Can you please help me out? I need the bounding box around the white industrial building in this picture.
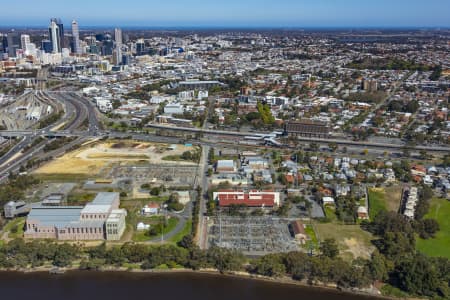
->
[164,103,184,115]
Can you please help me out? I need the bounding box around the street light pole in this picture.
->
[161,204,168,242]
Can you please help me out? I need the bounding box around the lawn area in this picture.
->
[2,217,26,239]
[67,193,97,206]
[120,197,168,211]
[368,188,387,219]
[304,225,318,250]
[324,206,338,222]
[34,173,92,182]
[169,219,192,243]
[161,155,196,162]
[314,222,375,260]
[132,216,179,242]
[384,185,402,212]
[416,198,450,259]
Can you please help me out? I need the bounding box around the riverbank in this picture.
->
[0,270,390,300]
[1,265,387,299]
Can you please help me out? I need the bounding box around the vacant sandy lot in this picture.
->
[34,140,197,176]
[314,223,375,260]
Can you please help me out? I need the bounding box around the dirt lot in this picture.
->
[384,185,403,212]
[34,140,197,176]
[314,223,375,260]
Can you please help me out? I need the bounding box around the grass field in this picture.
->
[132,216,179,242]
[368,186,403,219]
[120,197,169,211]
[161,155,190,162]
[324,206,338,222]
[304,225,319,250]
[314,223,375,260]
[67,193,97,206]
[416,198,450,259]
[169,220,192,243]
[2,217,26,239]
[384,185,402,212]
[34,173,92,182]
[368,188,387,219]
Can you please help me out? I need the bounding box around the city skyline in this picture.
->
[0,0,449,28]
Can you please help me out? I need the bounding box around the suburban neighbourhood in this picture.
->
[0,14,449,300]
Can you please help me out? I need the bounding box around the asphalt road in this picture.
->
[148,202,193,243]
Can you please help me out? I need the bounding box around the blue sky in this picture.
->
[0,0,449,27]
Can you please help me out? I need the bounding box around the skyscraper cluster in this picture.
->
[0,17,128,66]
[48,18,64,53]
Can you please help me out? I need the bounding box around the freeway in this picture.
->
[0,90,102,177]
[0,136,28,167]
[45,91,102,132]
[0,136,86,182]
[47,91,102,133]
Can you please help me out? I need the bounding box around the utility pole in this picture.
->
[161,204,168,242]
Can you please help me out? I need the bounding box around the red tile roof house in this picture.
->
[285,174,295,184]
[290,220,309,244]
[411,165,426,177]
[213,190,280,208]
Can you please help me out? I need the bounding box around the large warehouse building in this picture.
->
[284,120,330,138]
[213,190,280,208]
[24,192,126,241]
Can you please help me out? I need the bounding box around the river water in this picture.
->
[0,271,382,300]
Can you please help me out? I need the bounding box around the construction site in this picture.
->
[32,140,200,199]
[34,140,197,175]
[207,216,299,256]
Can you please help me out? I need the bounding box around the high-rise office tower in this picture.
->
[41,40,53,53]
[71,20,81,54]
[0,35,4,54]
[51,18,64,48]
[49,20,61,53]
[136,39,145,56]
[114,28,122,46]
[20,34,30,52]
[114,28,122,65]
[102,39,114,56]
[6,31,20,57]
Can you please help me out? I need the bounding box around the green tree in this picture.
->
[178,235,195,249]
[328,142,338,152]
[392,254,443,297]
[309,142,319,152]
[150,187,160,196]
[207,247,244,273]
[256,101,275,125]
[368,251,390,282]
[320,238,339,258]
[284,251,310,280]
[253,254,286,277]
